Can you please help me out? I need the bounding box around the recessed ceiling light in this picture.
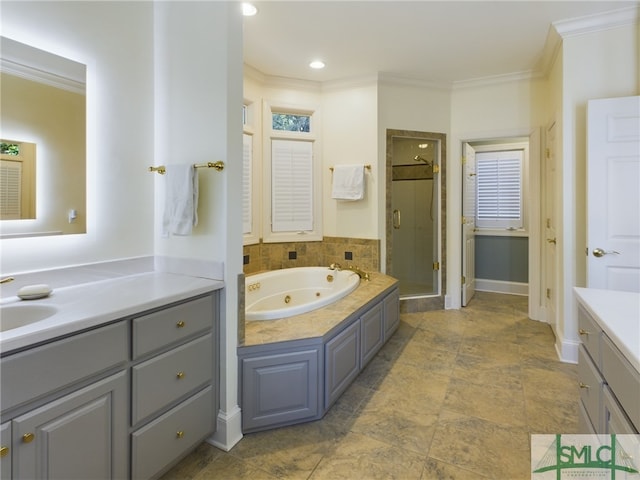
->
[242,3,257,16]
[309,60,325,69]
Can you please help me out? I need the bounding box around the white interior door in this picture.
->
[462,143,476,306]
[587,95,640,292]
[544,122,558,331]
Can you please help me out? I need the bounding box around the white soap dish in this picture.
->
[18,284,52,300]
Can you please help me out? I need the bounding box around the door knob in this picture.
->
[592,248,620,258]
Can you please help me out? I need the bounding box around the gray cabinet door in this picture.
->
[360,303,384,367]
[325,321,360,408]
[1,422,10,480]
[242,349,320,431]
[12,371,127,480]
[383,288,400,339]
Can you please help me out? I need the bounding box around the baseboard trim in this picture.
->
[207,406,243,451]
[475,279,528,296]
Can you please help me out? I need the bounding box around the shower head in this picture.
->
[413,155,432,166]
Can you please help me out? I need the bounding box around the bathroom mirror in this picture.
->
[0,36,86,238]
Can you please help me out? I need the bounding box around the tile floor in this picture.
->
[161,292,578,480]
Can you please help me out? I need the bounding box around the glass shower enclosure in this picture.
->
[389,134,440,298]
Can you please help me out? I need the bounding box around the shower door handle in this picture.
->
[393,209,401,229]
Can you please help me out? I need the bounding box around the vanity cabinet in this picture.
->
[0,321,129,479]
[12,372,128,480]
[130,293,217,480]
[1,422,11,480]
[240,286,400,433]
[0,291,219,480]
[577,304,639,435]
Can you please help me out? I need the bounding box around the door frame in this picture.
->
[386,128,447,311]
[458,128,542,320]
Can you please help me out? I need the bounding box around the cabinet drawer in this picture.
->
[578,345,603,433]
[132,386,214,480]
[133,295,213,358]
[132,334,213,424]
[1,321,127,412]
[577,305,601,366]
[603,386,638,434]
[601,335,640,431]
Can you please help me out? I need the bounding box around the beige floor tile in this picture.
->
[452,353,522,390]
[422,457,491,480]
[429,410,531,480]
[458,337,521,364]
[309,432,426,480]
[351,405,439,455]
[192,454,278,480]
[443,377,527,427]
[159,443,224,480]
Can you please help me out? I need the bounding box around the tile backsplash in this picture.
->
[243,237,380,275]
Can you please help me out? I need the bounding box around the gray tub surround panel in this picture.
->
[239,273,399,433]
[1,269,222,480]
[575,288,639,435]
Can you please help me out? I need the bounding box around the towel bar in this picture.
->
[148,161,225,175]
[329,164,371,172]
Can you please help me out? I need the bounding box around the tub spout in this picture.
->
[344,265,370,281]
[0,277,14,284]
[329,263,342,271]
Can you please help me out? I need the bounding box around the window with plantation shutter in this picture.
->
[242,133,252,234]
[271,139,313,232]
[476,150,523,229]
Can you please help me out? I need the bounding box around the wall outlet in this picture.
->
[344,251,353,260]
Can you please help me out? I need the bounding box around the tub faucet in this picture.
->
[344,265,370,281]
[0,276,14,284]
[329,263,342,271]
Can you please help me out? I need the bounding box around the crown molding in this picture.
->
[0,58,85,95]
[553,5,639,39]
[452,70,543,90]
[377,72,451,91]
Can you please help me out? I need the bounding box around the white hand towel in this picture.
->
[331,164,365,200]
[161,164,199,237]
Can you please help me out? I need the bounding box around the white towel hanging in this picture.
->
[161,164,199,236]
[331,164,365,201]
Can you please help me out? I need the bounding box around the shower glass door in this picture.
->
[390,136,439,297]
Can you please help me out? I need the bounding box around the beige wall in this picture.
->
[554,22,639,361]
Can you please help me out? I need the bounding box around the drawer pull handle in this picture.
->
[176,372,185,379]
[0,446,8,457]
[22,433,35,443]
[176,431,184,439]
[578,328,590,335]
[579,382,590,389]
[176,321,185,328]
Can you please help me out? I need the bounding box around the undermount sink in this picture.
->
[0,304,58,332]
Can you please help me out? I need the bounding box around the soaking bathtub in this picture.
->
[245,266,360,321]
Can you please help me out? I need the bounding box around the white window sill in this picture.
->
[474,228,528,238]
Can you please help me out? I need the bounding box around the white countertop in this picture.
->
[574,287,640,374]
[1,271,223,354]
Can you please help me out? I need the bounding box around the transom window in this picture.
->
[272,112,310,132]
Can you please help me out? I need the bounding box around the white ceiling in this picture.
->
[243,1,638,85]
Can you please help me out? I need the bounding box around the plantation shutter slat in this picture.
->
[242,133,252,234]
[271,139,313,232]
[476,150,523,228]
[0,159,22,219]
